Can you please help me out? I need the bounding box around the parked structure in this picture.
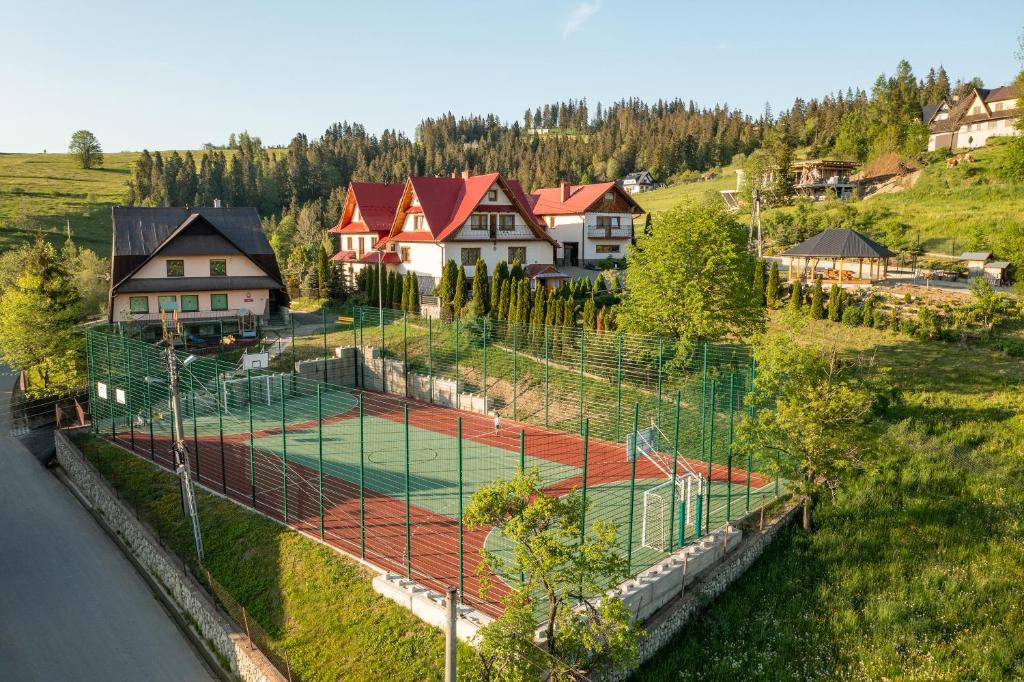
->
[329,182,405,287]
[925,85,1020,151]
[790,160,859,200]
[780,228,896,283]
[620,170,657,194]
[382,171,558,290]
[959,251,1010,285]
[530,181,643,266]
[108,206,286,342]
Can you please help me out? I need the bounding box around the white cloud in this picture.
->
[563,1,601,38]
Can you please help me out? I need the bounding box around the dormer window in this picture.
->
[166,259,184,278]
[487,189,498,202]
[413,215,425,231]
[604,191,615,202]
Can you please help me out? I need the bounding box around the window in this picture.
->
[401,247,411,263]
[596,244,621,254]
[166,259,184,277]
[209,259,226,276]
[469,214,489,230]
[413,215,425,230]
[508,246,526,264]
[347,237,354,250]
[210,294,228,311]
[461,248,481,266]
[487,189,498,202]
[129,296,149,313]
[596,216,621,229]
[604,191,615,202]
[181,295,199,312]
[158,295,177,311]
[499,214,515,231]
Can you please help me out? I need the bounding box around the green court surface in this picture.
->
[251,414,581,519]
[484,479,783,584]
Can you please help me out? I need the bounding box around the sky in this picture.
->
[1,0,1022,153]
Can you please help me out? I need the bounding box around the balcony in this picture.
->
[586,225,633,240]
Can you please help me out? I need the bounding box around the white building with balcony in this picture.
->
[529,181,643,266]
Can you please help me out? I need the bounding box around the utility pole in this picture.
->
[162,311,205,563]
[755,189,763,258]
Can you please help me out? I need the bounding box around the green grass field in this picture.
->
[633,315,1024,680]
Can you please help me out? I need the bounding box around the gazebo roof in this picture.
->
[780,228,896,259]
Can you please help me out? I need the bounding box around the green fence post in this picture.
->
[519,429,526,472]
[145,348,155,460]
[352,308,358,384]
[290,312,296,374]
[512,322,518,420]
[668,390,681,552]
[705,380,717,532]
[626,402,639,575]
[105,334,114,439]
[247,369,255,506]
[317,385,324,540]
[747,361,755,512]
[280,374,288,523]
[321,307,329,383]
[579,417,590,549]
[403,311,409,398]
[543,325,550,428]
[615,334,623,441]
[216,368,225,493]
[219,319,225,353]
[457,417,464,602]
[380,306,386,395]
[359,310,365,387]
[356,391,365,558]
[454,316,460,409]
[726,374,736,520]
[482,318,488,408]
[405,403,412,579]
[124,336,135,451]
[189,374,200,482]
[578,329,585,435]
[656,336,664,431]
[85,332,96,434]
[427,316,433,402]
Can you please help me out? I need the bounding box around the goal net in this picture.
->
[641,472,703,551]
[220,373,286,413]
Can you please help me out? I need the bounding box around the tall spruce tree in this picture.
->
[491,260,508,316]
[789,280,803,314]
[498,280,511,320]
[753,259,766,306]
[810,278,825,319]
[453,266,467,316]
[766,262,780,307]
[471,259,490,317]
[827,284,843,321]
[583,297,597,330]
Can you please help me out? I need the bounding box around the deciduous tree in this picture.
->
[69,130,103,169]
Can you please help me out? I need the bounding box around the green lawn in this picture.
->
[633,167,740,216]
[74,433,480,682]
[634,316,1024,680]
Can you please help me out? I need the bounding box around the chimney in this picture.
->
[450,171,457,178]
[213,197,222,208]
[560,181,571,202]
[461,169,470,180]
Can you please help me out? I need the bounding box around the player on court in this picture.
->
[494,414,501,435]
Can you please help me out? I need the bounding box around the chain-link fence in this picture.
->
[87,306,785,616]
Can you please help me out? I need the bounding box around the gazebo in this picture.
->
[780,228,896,283]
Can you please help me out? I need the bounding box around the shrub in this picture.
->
[842,306,863,326]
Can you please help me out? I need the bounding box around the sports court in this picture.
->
[87,318,783,617]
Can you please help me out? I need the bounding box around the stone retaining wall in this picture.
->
[54,430,285,682]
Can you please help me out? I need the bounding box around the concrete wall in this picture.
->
[54,430,285,682]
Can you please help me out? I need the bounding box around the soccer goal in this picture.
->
[641,472,703,551]
[220,372,283,413]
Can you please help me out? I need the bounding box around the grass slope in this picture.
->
[634,317,1024,681]
[75,434,479,682]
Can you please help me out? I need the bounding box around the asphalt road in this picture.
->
[0,369,216,681]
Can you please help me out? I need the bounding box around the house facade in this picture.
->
[329,182,405,286]
[108,207,286,339]
[381,172,558,289]
[529,181,642,266]
[620,170,656,194]
[925,85,1020,151]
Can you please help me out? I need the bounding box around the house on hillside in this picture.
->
[959,251,1010,285]
[329,182,405,287]
[529,181,643,266]
[620,170,656,194]
[109,206,287,342]
[925,84,1020,151]
[381,171,561,290]
[790,160,859,200]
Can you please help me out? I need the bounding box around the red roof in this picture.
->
[330,220,370,235]
[331,250,358,262]
[531,181,642,216]
[357,251,400,265]
[329,182,404,235]
[389,173,553,244]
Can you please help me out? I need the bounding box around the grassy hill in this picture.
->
[0,152,140,256]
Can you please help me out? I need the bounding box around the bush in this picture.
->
[872,308,888,328]
[899,318,917,336]
[842,306,863,326]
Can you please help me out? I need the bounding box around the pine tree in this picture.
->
[471,259,489,317]
[410,275,421,314]
[583,298,597,330]
[810,278,824,319]
[509,259,523,282]
[766,262,780,307]
[753,259,766,306]
[498,280,511,321]
[562,298,575,327]
[367,265,378,304]
[401,272,412,311]
[789,281,803,313]
[595,273,608,293]
[491,260,508,316]
[827,284,842,321]
[453,266,467,316]
[861,296,874,327]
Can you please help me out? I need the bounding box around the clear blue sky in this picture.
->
[1,0,1021,153]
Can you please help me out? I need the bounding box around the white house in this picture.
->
[108,207,286,340]
[330,182,405,286]
[529,181,643,266]
[925,85,1020,151]
[381,172,560,289]
[620,170,656,194]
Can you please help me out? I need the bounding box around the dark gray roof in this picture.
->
[959,251,992,261]
[922,102,944,124]
[115,276,281,294]
[780,229,897,259]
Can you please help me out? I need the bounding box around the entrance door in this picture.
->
[564,242,579,266]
